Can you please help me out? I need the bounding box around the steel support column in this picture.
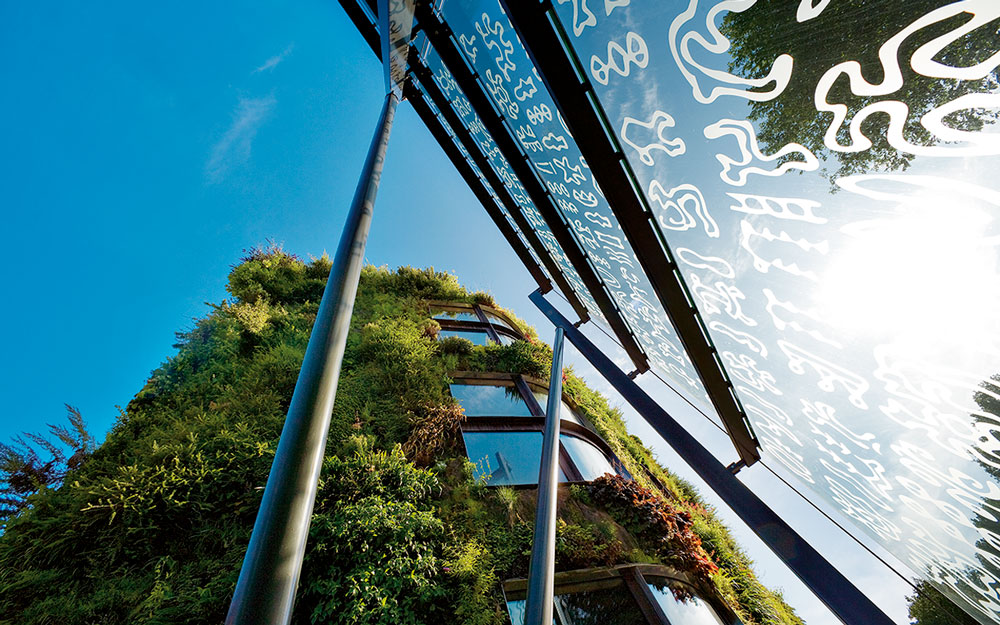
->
[529,290,895,625]
[524,327,565,625]
[226,91,398,625]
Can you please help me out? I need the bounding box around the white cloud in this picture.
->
[254,44,294,74]
[205,95,276,182]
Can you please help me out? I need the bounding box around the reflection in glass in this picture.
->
[554,583,646,625]
[438,328,492,346]
[560,434,615,482]
[497,333,519,346]
[463,431,567,485]
[432,309,481,323]
[484,311,516,332]
[451,383,533,417]
[645,577,727,625]
[531,391,586,426]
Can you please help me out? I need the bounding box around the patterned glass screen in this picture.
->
[407,0,1000,622]
[546,1,1000,622]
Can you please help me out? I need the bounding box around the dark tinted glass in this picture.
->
[554,582,646,625]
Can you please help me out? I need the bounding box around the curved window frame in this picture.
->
[502,564,739,625]
[427,301,525,346]
[451,371,631,486]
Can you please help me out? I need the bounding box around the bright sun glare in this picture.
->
[818,199,1000,356]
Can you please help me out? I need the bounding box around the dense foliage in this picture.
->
[0,247,800,624]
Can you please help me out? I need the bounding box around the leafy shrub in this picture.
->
[589,475,718,594]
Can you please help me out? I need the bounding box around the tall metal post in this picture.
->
[226,90,398,625]
[524,327,565,625]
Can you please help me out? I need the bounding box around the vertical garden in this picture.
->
[0,247,802,624]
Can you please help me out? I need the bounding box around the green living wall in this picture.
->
[0,247,802,625]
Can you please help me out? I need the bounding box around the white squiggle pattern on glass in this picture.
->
[620,110,686,165]
[544,0,1000,617]
[440,0,709,400]
[723,351,781,395]
[779,340,869,409]
[763,288,842,349]
[676,247,734,278]
[710,320,767,357]
[669,0,793,103]
[796,0,830,22]
[705,119,819,185]
[815,0,1000,157]
[556,0,597,38]
[727,193,826,224]
[687,274,756,327]
[590,31,648,86]
[739,219,828,281]
[648,181,719,237]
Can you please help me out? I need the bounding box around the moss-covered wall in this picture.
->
[0,248,802,625]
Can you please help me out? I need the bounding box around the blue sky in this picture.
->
[1,2,912,623]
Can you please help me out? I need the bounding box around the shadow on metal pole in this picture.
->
[524,327,565,625]
[226,90,398,625]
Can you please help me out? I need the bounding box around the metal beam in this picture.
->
[404,83,553,294]
[338,0,583,317]
[530,289,895,625]
[414,3,649,373]
[524,327,565,625]
[226,91,398,625]
[500,0,759,466]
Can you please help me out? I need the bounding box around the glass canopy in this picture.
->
[346,1,1000,622]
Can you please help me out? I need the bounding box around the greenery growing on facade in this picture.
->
[0,247,801,624]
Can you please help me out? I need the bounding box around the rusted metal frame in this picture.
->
[414,3,650,372]
[407,56,591,322]
[500,0,760,466]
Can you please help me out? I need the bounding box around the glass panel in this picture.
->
[554,582,646,625]
[419,49,607,324]
[451,383,533,417]
[484,310,516,331]
[548,2,1000,621]
[432,309,481,323]
[532,391,586,427]
[497,333,518,346]
[645,577,727,625]
[560,434,616,482]
[438,328,493,346]
[463,431,568,485]
[437,0,711,405]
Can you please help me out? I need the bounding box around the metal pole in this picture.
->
[226,90,398,625]
[523,327,565,625]
[529,290,896,625]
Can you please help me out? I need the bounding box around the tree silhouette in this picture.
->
[0,404,95,526]
[721,1,1000,181]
